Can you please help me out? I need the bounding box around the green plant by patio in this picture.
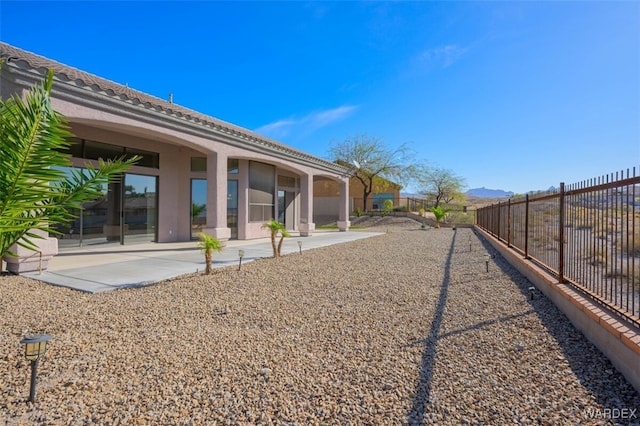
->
[197,232,223,274]
[430,206,449,229]
[261,219,289,257]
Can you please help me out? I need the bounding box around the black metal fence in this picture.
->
[351,197,431,213]
[476,168,640,327]
[351,197,476,223]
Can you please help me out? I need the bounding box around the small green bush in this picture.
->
[197,232,224,274]
[430,206,449,229]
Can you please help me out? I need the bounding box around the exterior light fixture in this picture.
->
[20,334,52,402]
[297,240,302,255]
[484,253,491,272]
[528,286,536,300]
[238,249,245,271]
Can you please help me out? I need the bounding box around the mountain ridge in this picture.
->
[466,187,514,198]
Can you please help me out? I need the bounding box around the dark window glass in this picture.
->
[63,138,159,169]
[249,161,275,222]
[126,147,159,169]
[191,157,207,172]
[228,158,239,174]
[62,137,84,158]
[84,140,124,161]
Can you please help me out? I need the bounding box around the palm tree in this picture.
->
[261,219,289,257]
[430,206,448,229]
[197,232,224,274]
[0,68,138,258]
[276,227,290,257]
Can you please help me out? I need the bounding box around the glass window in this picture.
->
[278,175,297,188]
[61,138,159,169]
[123,174,158,243]
[126,147,159,169]
[249,161,275,222]
[84,140,124,161]
[191,157,207,172]
[62,137,84,158]
[191,179,207,239]
[50,166,112,248]
[372,193,394,210]
[228,158,239,174]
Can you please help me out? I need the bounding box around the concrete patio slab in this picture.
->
[22,231,382,293]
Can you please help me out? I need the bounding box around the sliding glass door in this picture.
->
[191,179,207,240]
[123,174,157,244]
[54,169,157,248]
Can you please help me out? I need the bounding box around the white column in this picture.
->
[337,178,351,231]
[299,173,315,236]
[204,152,231,240]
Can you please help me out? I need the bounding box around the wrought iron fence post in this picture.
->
[507,198,512,247]
[497,202,501,239]
[558,182,565,284]
[524,194,529,259]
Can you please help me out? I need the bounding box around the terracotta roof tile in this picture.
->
[0,42,346,172]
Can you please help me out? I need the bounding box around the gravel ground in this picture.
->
[1,217,639,425]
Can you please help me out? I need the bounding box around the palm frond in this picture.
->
[0,69,139,258]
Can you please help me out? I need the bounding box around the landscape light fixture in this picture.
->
[297,240,302,255]
[484,253,491,272]
[20,334,52,402]
[238,250,245,271]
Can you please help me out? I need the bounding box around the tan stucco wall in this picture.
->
[314,176,401,211]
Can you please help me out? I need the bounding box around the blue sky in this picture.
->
[1,1,638,194]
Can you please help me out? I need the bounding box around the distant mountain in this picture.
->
[466,187,514,198]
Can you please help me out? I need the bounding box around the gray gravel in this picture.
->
[1,217,639,425]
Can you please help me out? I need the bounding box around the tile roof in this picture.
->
[0,42,347,174]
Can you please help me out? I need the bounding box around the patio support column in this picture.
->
[337,178,350,232]
[299,173,315,236]
[237,160,249,239]
[204,151,231,240]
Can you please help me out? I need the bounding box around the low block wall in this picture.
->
[3,235,58,274]
[476,227,640,394]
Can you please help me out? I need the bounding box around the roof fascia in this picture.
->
[1,54,349,176]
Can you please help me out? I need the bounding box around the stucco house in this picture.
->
[314,174,402,222]
[0,43,351,272]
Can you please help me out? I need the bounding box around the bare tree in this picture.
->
[416,166,466,208]
[328,134,413,211]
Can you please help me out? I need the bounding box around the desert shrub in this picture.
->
[381,199,393,217]
[430,206,448,228]
[617,225,640,257]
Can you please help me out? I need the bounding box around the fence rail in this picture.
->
[350,197,431,213]
[350,197,476,224]
[476,168,640,327]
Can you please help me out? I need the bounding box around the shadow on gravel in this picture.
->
[406,230,457,424]
[474,232,640,412]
